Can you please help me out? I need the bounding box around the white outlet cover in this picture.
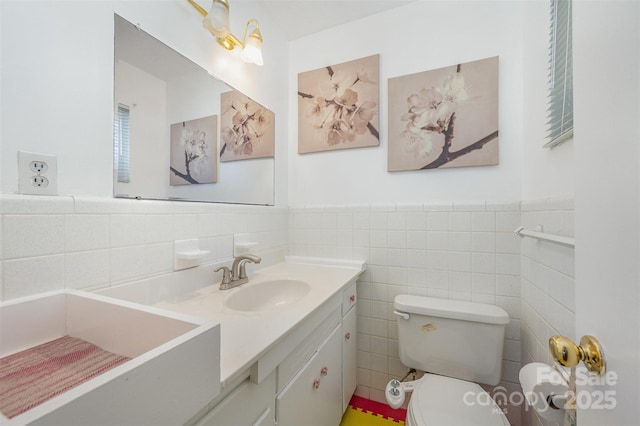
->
[18,151,58,196]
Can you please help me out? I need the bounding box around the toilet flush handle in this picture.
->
[393,310,410,320]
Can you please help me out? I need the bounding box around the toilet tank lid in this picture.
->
[394,295,509,325]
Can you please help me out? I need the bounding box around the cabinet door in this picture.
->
[276,325,342,426]
[342,307,357,412]
[276,352,318,426]
[315,325,343,426]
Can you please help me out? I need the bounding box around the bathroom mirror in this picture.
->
[113,14,274,205]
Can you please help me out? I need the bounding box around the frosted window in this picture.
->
[114,104,130,183]
[545,0,573,148]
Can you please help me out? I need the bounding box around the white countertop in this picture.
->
[152,259,364,385]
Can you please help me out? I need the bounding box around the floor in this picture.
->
[340,395,407,425]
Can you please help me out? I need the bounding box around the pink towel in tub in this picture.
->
[0,335,130,419]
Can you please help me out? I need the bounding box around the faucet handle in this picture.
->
[237,261,250,279]
[214,266,232,284]
[232,255,262,280]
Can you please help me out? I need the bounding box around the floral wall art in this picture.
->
[220,90,275,162]
[169,115,217,185]
[388,56,499,171]
[298,54,379,154]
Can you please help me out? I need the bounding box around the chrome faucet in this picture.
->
[214,254,262,290]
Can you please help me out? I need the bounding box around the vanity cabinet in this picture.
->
[189,273,360,426]
[276,324,343,426]
[276,282,358,424]
[94,259,365,426]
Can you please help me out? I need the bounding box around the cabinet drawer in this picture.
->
[277,307,340,393]
[342,282,357,315]
[196,372,275,426]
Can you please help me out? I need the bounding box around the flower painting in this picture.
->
[169,115,217,185]
[388,56,499,171]
[220,90,274,162]
[298,54,379,154]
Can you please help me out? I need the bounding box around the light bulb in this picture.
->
[202,0,230,39]
[240,30,263,66]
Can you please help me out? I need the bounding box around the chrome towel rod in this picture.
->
[514,226,575,247]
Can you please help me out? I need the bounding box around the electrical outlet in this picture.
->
[30,176,49,187]
[29,161,49,174]
[18,151,58,195]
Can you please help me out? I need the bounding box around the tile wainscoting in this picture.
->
[288,202,524,425]
[520,198,575,426]
[1,194,574,426]
[0,195,288,301]
[289,198,574,426]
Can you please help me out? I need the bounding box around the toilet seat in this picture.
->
[406,374,510,426]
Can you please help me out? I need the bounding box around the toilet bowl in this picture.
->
[388,295,510,426]
[405,374,509,426]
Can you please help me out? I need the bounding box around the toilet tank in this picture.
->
[394,295,509,386]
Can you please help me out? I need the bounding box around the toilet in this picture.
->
[388,295,511,425]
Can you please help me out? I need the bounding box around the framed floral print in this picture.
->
[388,56,499,171]
[298,54,379,154]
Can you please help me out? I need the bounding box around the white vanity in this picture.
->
[96,257,364,426]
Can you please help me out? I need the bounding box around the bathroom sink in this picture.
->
[225,279,311,312]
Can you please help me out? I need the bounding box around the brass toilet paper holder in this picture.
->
[549,335,605,375]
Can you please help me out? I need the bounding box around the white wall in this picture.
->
[574,1,640,424]
[288,1,524,205]
[0,0,290,205]
[115,60,168,199]
[1,1,114,197]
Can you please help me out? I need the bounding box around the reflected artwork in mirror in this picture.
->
[113,14,274,205]
[220,90,275,162]
[169,115,218,185]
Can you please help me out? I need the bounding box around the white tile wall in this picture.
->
[0,194,288,300]
[3,255,65,299]
[65,214,111,252]
[3,215,66,259]
[1,194,576,426]
[64,250,111,289]
[288,202,522,420]
[519,198,575,426]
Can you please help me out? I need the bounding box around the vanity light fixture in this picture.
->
[186,0,264,66]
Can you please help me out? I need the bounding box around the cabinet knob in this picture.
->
[313,378,320,389]
[345,332,351,340]
[349,294,356,303]
[321,366,328,376]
